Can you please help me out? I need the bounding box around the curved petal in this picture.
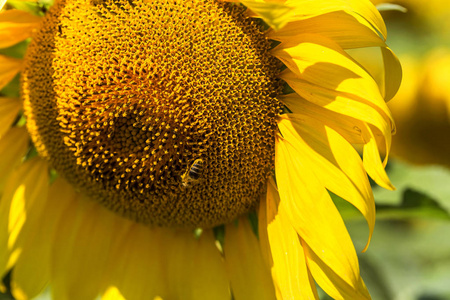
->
[50,193,118,300]
[0,9,42,49]
[381,47,402,102]
[0,127,29,192]
[278,115,375,250]
[275,133,370,299]
[283,0,387,40]
[240,0,294,30]
[259,179,320,299]
[0,55,22,90]
[0,97,21,139]
[165,229,230,300]
[268,11,384,49]
[362,125,394,190]
[272,34,394,129]
[107,224,168,300]
[224,217,276,300]
[0,158,48,277]
[280,73,393,147]
[280,93,365,144]
[11,178,73,299]
[303,240,370,300]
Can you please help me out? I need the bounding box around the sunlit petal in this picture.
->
[275,134,370,299]
[0,158,48,276]
[0,97,21,139]
[224,217,276,300]
[0,9,42,49]
[278,115,375,249]
[11,179,73,299]
[259,179,320,299]
[0,55,21,90]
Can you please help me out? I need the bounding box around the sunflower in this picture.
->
[0,0,401,299]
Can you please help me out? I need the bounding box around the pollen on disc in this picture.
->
[21,0,282,228]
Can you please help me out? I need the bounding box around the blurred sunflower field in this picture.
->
[0,0,450,300]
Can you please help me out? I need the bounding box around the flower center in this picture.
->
[21,0,281,228]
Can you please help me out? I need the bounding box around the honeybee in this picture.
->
[181,159,204,187]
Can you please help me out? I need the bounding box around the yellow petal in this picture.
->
[278,115,375,250]
[275,134,370,299]
[51,193,118,300]
[240,0,293,30]
[224,217,276,300]
[284,0,387,40]
[279,73,392,143]
[0,0,5,10]
[381,47,402,102]
[259,179,320,299]
[0,158,48,277]
[0,55,22,90]
[0,97,21,139]
[273,34,394,130]
[0,127,29,192]
[303,240,370,300]
[107,224,168,300]
[362,125,394,190]
[280,93,364,144]
[102,286,126,300]
[11,179,74,299]
[166,229,230,300]
[0,9,42,49]
[268,10,384,49]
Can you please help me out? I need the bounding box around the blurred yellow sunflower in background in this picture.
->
[372,0,450,167]
[0,0,401,299]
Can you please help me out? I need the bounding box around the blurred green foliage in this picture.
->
[339,160,450,300]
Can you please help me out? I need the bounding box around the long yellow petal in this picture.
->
[0,158,48,277]
[0,10,42,49]
[0,55,22,90]
[268,10,384,49]
[280,93,364,144]
[278,115,375,250]
[107,224,168,300]
[0,97,21,139]
[259,179,320,300]
[279,93,393,190]
[303,240,370,300]
[51,193,118,300]
[275,135,370,299]
[0,0,5,10]
[362,125,394,190]
[279,73,392,143]
[273,34,393,129]
[11,179,74,299]
[284,0,387,39]
[0,127,29,192]
[165,229,230,300]
[224,217,276,300]
[240,0,293,30]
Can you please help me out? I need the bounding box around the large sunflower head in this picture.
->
[0,0,401,299]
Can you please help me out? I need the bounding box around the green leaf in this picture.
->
[373,160,450,212]
[376,189,450,220]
